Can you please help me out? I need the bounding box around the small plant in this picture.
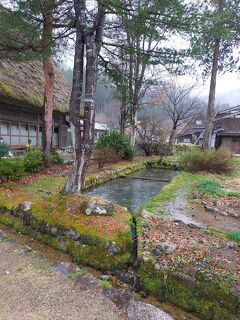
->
[68,268,86,280]
[24,148,44,173]
[0,143,10,158]
[100,279,112,289]
[95,130,136,161]
[79,200,89,213]
[0,158,25,182]
[226,191,240,199]
[178,148,233,173]
[226,231,240,243]
[197,180,222,196]
[44,149,65,166]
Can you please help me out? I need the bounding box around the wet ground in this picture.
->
[86,168,177,214]
[165,188,240,231]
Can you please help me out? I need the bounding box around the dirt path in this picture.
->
[0,231,126,320]
[0,225,178,320]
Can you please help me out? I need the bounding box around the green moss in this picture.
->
[138,261,166,301]
[0,81,19,100]
[138,261,240,320]
[101,279,112,288]
[68,268,86,280]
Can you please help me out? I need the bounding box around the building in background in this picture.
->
[176,106,240,154]
[0,60,108,149]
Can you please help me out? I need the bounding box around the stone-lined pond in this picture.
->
[86,167,177,213]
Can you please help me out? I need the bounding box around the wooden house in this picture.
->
[0,60,71,149]
[176,106,240,154]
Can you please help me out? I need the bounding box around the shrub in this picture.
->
[51,149,64,165]
[178,148,234,173]
[0,143,10,158]
[44,149,65,166]
[173,143,200,154]
[24,148,44,173]
[94,146,123,169]
[95,130,136,161]
[0,159,25,182]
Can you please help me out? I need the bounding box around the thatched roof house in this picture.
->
[0,60,71,148]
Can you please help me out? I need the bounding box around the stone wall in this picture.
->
[0,202,131,271]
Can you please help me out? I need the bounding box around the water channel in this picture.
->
[86,167,177,213]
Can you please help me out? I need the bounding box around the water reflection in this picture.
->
[85,168,177,213]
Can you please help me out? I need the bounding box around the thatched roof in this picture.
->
[0,60,71,112]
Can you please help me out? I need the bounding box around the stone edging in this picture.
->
[83,158,160,190]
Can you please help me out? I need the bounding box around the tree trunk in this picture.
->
[120,102,127,134]
[203,39,220,150]
[42,56,54,154]
[63,0,85,194]
[203,0,224,150]
[42,1,54,155]
[168,124,176,152]
[64,0,104,194]
[130,107,137,145]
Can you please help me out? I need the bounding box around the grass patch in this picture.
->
[68,268,86,280]
[226,231,240,243]
[197,180,222,196]
[197,180,240,199]
[100,279,112,289]
[142,172,211,215]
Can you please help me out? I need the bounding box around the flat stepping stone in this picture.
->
[127,300,174,320]
[75,274,101,293]
[0,230,6,239]
[102,288,133,309]
[52,262,80,276]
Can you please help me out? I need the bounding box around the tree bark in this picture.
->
[64,0,105,194]
[42,56,54,154]
[203,39,220,150]
[120,101,127,134]
[63,0,85,194]
[42,1,54,155]
[203,0,224,150]
[168,124,177,152]
[130,109,137,145]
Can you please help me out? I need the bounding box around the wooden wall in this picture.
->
[0,102,69,149]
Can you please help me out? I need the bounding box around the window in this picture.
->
[183,138,191,143]
[53,126,59,147]
[0,122,10,134]
[0,121,40,147]
[0,122,10,145]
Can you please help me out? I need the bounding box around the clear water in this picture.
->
[85,168,177,214]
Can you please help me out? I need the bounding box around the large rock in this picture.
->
[102,288,133,309]
[127,301,174,320]
[85,202,114,216]
[152,242,177,256]
[52,262,81,276]
[75,274,101,293]
[0,229,6,239]
[104,240,120,256]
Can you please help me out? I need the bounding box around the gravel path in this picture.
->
[0,226,177,320]
[0,229,126,320]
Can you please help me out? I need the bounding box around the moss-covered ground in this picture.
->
[139,156,240,319]
[0,157,160,270]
